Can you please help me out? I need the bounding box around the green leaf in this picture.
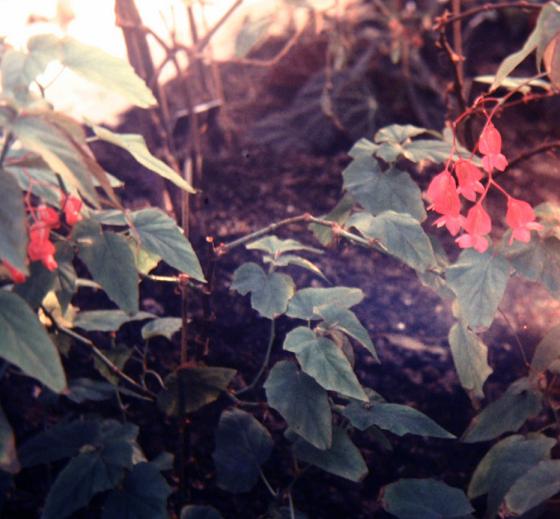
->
[468,434,555,519]
[309,193,354,246]
[348,137,379,158]
[74,310,155,332]
[417,235,455,300]
[0,169,27,272]
[141,317,182,340]
[504,460,560,516]
[92,126,194,193]
[213,409,273,493]
[286,286,364,320]
[14,261,56,309]
[66,378,143,403]
[0,406,19,474]
[21,420,137,467]
[264,361,332,449]
[94,346,133,386]
[506,235,560,298]
[101,462,171,519]
[19,421,100,467]
[62,38,156,107]
[292,427,368,482]
[24,34,60,81]
[374,124,429,144]
[43,452,127,519]
[6,159,62,207]
[491,3,560,91]
[402,139,458,163]
[492,29,540,92]
[342,401,454,438]
[0,291,66,393]
[530,324,560,379]
[181,505,225,519]
[231,263,295,319]
[264,254,327,281]
[284,327,367,401]
[316,304,378,361]
[235,13,274,57]
[157,366,236,416]
[74,221,139,314]
[342,157,426,221]
[247,235,322,256]
[131,208,204,280]
[53,242,77,312]
[341,389,386,430]
[1,50,33,103]
[348,211,436,272]
[131,243,161,276]
[41,421,138,519]
[462,378,543,443]
[10,115,99,206]
[448,322,493,399]
[446,250,510,329]
[382,479,474,519]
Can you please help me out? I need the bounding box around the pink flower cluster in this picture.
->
[2,195,83,284]
[427,122,542,253]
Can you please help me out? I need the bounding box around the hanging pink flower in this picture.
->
[62,195,83,226]
[36,205,60,229]
[505,197,543,244]
[427,169,464,235]
[434,213,465,236]
[2,260,26,284]
[427,169,461,215]
[456,203,492,253]
[455,160,484,202]
[27,223,58,271]
[479,122,508,173]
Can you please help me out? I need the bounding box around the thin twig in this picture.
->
[288,491,296,519]
[434,1,542,31]
[179,277,190,365]
[115,19,173,55]
[195,0,244,55]
[452,0,464,86]
[438,31,468,115]
[225,392,262,407]
[0,132,14,166]
[505,140,560,170]
[259,469,278,498]
[236,319,276,396]
[44,309,156,399]
[498,308,529,368]
[231,24,306,67]
[219,213,378,253]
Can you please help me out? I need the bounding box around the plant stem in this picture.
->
[220,213,379,253]
[498,308,529,368]
[505,140,560,171]
[288,491,296,519]
[225,392,261,407]
[44,309,156,399]
[0,132,14,166]
[259,468,278,498]
[236,319,276,395]
[434,1,541,31]
[179,277,190,364]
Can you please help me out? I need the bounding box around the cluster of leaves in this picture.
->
[0,31,204,518]
[218,112,560,516]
